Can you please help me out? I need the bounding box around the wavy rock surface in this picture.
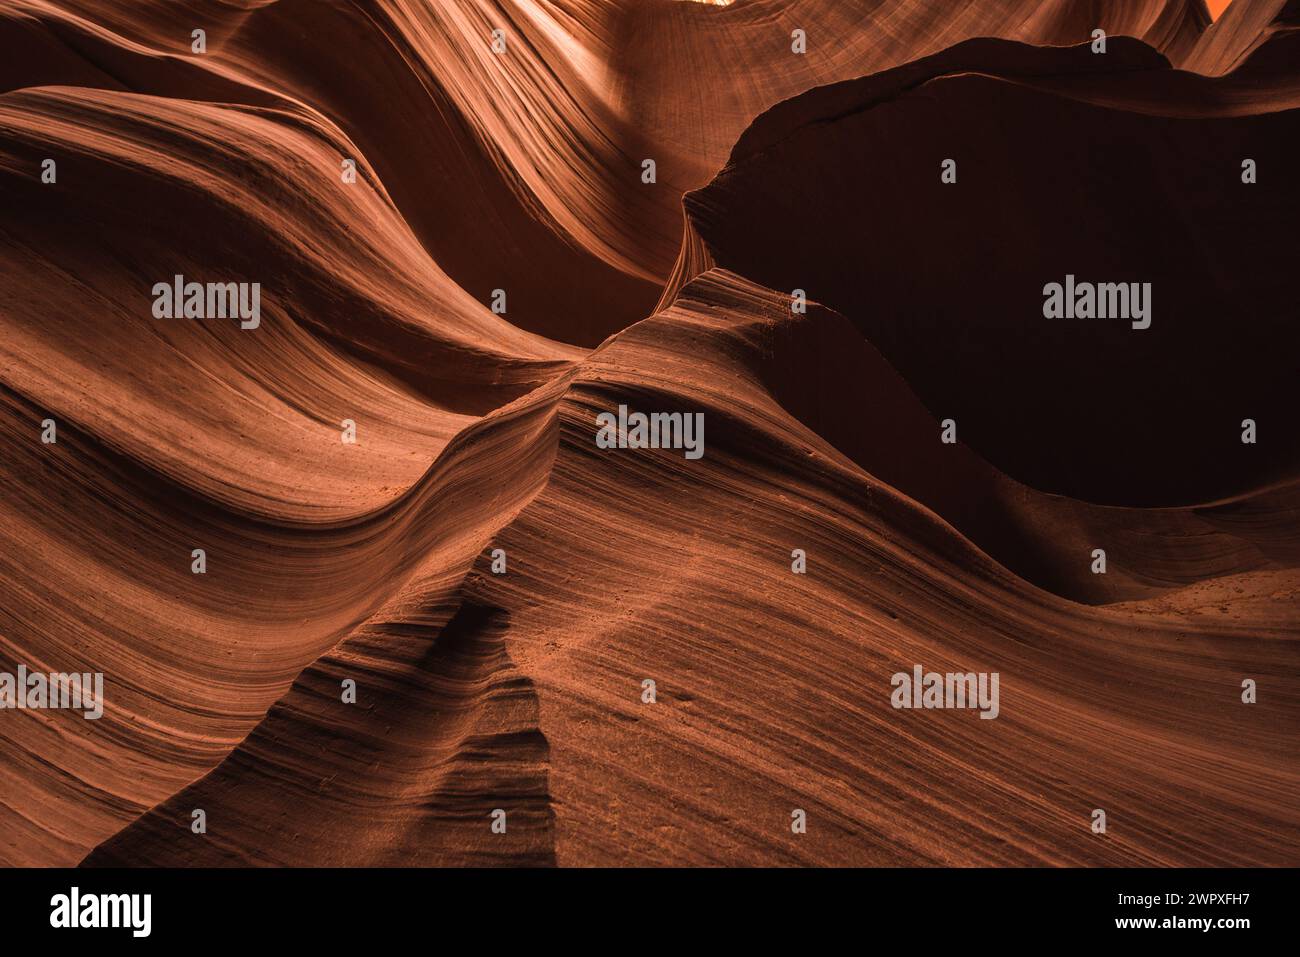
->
[2,0,1297,867]
[1,0,1218,343]
[88,270,1300,866]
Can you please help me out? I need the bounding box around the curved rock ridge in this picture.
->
[1,0,1297,868]
[0,70,577,861]
[85,378,570,867]
[0,344,573,865]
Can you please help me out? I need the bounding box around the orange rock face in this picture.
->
[0,0,1296,867]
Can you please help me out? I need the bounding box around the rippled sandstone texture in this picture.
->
[1,0,1297,867]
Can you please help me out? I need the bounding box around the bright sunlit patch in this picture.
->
[1207,0,1233,20]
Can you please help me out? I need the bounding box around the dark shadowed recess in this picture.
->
[686,37,1300,507]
